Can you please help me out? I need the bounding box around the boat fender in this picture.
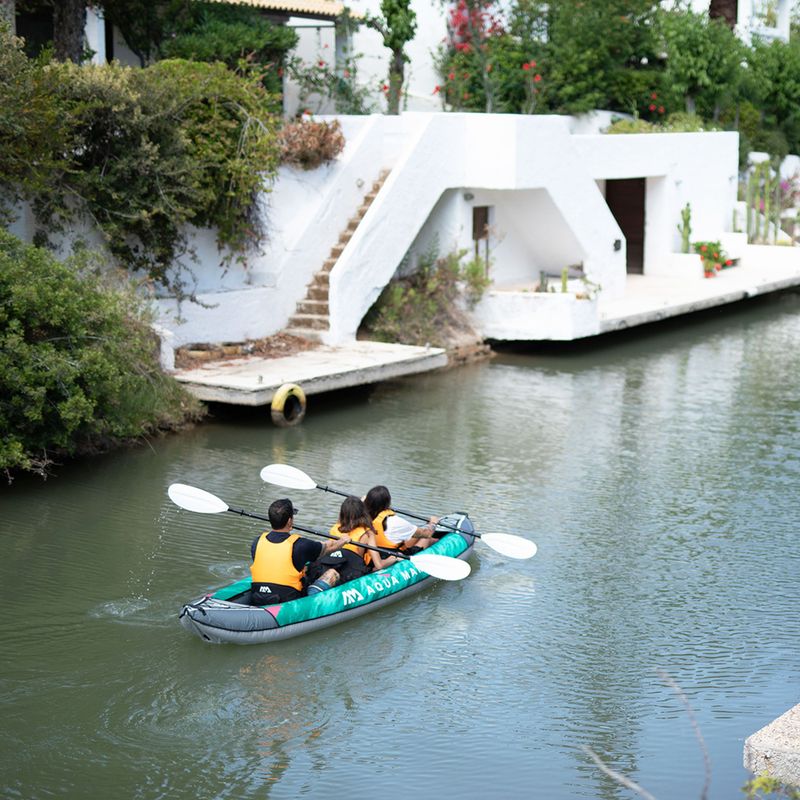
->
[270,383,307,427]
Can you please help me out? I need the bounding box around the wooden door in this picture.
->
[606,179,645,275]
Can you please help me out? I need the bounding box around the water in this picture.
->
[3,295,800,800]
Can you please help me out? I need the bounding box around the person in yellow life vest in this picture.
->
[250,498,348,606]
[305,496,396,594]
[364,485,439,555]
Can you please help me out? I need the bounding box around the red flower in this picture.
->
[649,103,656,111]
[658,106,664,114]
[651,92,657,99]
[433,85,440,94]
[715,263,721,270]
[725,259,732,266]
[700,245,707,252]
[522,63,531,71]
[448,71,456,80]
[534,74,542,82]
[712,252,718,258]
[318,60,325,67]
[463,91,470,99]
[382,83,389,93]
[529,60,536,68]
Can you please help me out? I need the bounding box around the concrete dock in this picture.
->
[744,704,800,787]
[173,340,447,406]
[172,251,800,409]
[599,250,800,332]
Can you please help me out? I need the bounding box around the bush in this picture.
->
[279,119,346,170]
[361,247,488,346]
[0,232,203,478]
[159,3,298,98]
[0,27,281,294]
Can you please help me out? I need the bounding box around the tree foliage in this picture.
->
[659,7,744,116]
[0,231,203,477]
[367,0,417,114]
[0,26,281,293]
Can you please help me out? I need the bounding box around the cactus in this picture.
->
[677,203,692,253]
[561,267,568,293]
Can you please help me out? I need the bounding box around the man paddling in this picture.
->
[250,498,348,605]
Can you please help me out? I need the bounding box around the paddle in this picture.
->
[259,464,538,559]
[167,483,471,581]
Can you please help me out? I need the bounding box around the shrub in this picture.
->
[693,239,731,275]
[279,119,346,170]
[361,247,489,346]
[0,27,281,295]
[0,232,203,478]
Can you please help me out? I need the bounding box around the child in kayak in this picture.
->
[305,496,396,594]
[364,485,439,555]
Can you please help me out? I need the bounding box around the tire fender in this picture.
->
[270,383,307,427]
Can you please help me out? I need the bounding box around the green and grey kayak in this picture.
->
[179,514,475,644]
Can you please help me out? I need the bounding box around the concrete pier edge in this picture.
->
[744,704,800,788]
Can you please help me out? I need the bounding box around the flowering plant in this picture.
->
[692,240,732,277]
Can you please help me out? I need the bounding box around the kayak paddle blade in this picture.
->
[168,484,229,514]
[409,553,471,581]
[480,532,538,559]
[260,464,317,491]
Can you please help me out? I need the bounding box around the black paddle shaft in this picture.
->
[316,484,477,539]
[226,505,413,562]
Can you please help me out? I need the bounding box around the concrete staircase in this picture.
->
[284,169,390,342]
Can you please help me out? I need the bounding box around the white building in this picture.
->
[150,113,741,349]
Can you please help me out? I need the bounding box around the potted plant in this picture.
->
[693,240,732,278]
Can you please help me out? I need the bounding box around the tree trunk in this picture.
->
[0,0,15,26]
[53,0,86,63]
[709,0,737,29]
[387,50,404,115]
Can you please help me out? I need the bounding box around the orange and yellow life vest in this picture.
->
[372,509,399,552]
[329,523,371,565]
[250,532,304,591]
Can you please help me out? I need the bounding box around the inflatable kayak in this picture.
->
[179,513,475,644]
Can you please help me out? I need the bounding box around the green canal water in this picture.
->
[3,294,800,799]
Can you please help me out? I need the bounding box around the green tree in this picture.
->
[367,0,417,114]
[747,36,800,154]
[544,0,661,114]
[0,231,202,477]
[660,7,744,117]
[0,23,69,221]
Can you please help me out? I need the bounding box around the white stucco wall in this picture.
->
[571,131,739,275]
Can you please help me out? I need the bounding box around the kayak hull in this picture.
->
[179,514,475,645]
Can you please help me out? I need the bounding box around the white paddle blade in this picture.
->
[409,553,471,581]
[168,484,229,514]
[480,533,538,559]
[260,464,317,491]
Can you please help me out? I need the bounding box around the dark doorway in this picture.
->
[15,6,54,58]
[472,205,491,266]
[605,178,645,275]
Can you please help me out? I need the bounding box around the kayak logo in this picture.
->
[258,585,271,593]
[329,551,343,558]
[341,587,364,606]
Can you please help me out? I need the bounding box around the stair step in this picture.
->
[346,218,360,232]
[330,243,345,259]
[321,257,337,272]
[288,313,329,330]
[306,284,329,302]
[297,299,329,315]
[311,272,330,288]
[284,327,324,343]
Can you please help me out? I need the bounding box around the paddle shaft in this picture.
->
[225,504,414,562]
[315,484,477,539]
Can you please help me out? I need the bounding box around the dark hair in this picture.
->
[364,485,391,519]
[269,498,294,529]
[338,496,374,534]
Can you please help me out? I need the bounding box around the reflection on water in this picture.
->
[2,294,800,799]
